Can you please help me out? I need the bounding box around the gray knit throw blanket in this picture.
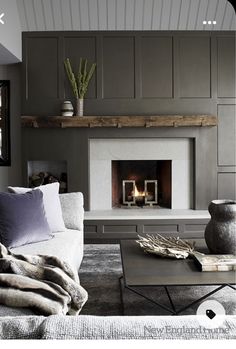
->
[0,243,88,315]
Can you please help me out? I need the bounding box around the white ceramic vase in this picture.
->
[61,101,74,116]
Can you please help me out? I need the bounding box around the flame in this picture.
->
[132,185,145,197]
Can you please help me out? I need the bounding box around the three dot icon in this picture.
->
[203,20,217,25]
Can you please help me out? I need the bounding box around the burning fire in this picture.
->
[132,185,145,197]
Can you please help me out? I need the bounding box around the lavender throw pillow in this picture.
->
[0,190,52,248]
[8,182,65,233]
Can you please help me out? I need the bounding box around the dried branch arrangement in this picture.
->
[136,234,196,259]
[64,58,96,99]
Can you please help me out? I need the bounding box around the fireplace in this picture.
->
[89,138,193,210]
[112,160,171,208]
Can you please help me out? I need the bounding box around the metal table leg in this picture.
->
[119,276,236,316]
[119,276,125,315]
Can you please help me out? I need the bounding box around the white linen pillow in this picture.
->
[59,192,84,231]
[8,182,65,233]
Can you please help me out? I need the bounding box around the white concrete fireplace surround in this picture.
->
[89,138,193,210]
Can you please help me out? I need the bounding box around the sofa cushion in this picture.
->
[8,183,65,233]
[59,192,84,231]
[0,315,236,339]
[0,190,52,248]
[0,228,84,317]
[11,229,83,273]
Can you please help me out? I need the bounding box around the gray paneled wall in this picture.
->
[84,218,210,243]
[218,172,236,200]
[217,37,235,98]
[217,105,236,166]
[22,31,236,201]
[216,36,236,199]
[27,37,59,100]
[103,36,135,98]
[64,36,97,99]
[141,36,173,98]
[179,36,211,98]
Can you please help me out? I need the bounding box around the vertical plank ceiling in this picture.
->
[17,0,235,31]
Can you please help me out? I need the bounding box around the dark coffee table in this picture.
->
[119,239,236,315]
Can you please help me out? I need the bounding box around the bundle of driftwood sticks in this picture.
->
[136,234,196,259]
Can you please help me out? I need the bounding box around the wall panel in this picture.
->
[102,36,135,98]
[141,36,173,98]
[64,36,97,99]
[217,104,236,166]
[217,37,236,98]
[26,37,59,100]
[218,173,236,200]
[179,37,211,98]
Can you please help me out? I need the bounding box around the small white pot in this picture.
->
[61,100,74,116]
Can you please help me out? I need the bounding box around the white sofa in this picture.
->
[0,192,84,317]
[12,191,84,272]
[0,192,235,339]
[0,313,235,339]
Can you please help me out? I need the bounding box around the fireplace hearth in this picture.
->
[90,138,193,210]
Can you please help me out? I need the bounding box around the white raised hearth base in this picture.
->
[84,209,210,220]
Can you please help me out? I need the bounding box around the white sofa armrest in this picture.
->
[59,192,84,231]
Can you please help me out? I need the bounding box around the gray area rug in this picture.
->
[79,244,236,316]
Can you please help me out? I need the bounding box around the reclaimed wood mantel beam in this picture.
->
[21,115,217,128]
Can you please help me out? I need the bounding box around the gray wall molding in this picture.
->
[84,218,209,243]
[21,31,236,237]
[22,31,235,115]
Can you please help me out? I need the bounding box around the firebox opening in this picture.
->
[112,160,171,208]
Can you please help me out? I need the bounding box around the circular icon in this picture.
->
[196,300,226,328]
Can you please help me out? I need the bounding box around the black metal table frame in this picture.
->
[119,276,236,315]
